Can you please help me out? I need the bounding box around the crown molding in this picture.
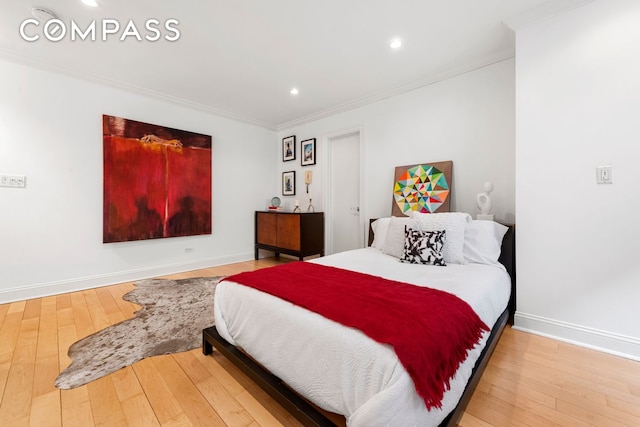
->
[2,45,517,134]
[2,35,537,134]
[503,0,596,31]
[276,48,515,131]
[0,48,278,131]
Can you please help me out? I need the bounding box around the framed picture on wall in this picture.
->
[282,171,296,196]
[102,115,212,243]
[391,160,452,217]
[301,138,316,166]
[282,135,296,161]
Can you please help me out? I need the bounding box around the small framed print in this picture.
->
[301,138,316,166]
[282,135,296,162]
[282,171,296,196]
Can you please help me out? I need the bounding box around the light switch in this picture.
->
[0,174,27,188]
[596,166,612,184]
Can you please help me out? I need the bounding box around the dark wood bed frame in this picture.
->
[203,222,516,426]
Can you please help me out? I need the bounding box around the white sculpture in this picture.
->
[476,181,494,220]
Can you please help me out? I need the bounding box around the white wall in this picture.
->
[277,59,516,233]
[514,0,640,359]
[0,58,276,303]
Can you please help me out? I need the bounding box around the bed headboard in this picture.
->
[498,224,516,324]
[368,219,516,323]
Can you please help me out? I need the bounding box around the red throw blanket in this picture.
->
[223,261,489,410]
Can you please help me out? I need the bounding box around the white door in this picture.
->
[327,131,362,254]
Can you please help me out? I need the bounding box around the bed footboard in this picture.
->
[203,306,509,427]
[439,308,509,426]
[203,326,337,426]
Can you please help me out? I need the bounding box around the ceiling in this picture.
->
[0,0,587,130]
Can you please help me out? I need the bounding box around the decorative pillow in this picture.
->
[411,211,471,264]
[382,216,417,258]
[370,217,391,250]
[463,220,508,266]
[401,227,446,266]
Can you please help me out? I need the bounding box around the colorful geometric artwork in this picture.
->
[391,161,452,217]
[103,115,212,243]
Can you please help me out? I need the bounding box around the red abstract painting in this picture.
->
[103,115,212,243]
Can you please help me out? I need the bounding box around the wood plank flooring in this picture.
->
[1,258,639,426]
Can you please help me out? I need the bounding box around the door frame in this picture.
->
[322,126,366,255]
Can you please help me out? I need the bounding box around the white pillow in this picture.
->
[463,220,508,266]
[370,217,391,250]
[382,216,417,259]
[411,211,471,264]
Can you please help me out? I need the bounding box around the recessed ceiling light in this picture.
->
[290,88,299,95]
[390,38,403,49]
[81,0,99,7]
[31,7,58,20]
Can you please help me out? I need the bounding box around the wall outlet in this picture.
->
[184,247,194,253]
[0,174,27,188]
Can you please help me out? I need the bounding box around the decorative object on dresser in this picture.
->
[476,181,494,220]
[305,170,314,212]
[254,211,324,260]
[392,161,452,217]
[268,196,282,211]
[301,138,316,166]
[56,276,223,389]
[282,135,296,161]
[282,171,296,196]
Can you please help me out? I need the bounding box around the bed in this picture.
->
[203,214,515,426]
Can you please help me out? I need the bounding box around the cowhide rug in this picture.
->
[55,276,223,389]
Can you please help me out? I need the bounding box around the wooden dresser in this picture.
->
[255,211,324,260]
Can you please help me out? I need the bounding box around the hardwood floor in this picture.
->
[1,258,639,426]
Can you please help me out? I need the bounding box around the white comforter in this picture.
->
[214,248,510,426]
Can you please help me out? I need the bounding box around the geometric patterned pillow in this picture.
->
[400,227,446,266]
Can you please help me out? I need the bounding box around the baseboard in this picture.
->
[514,312,640,361]
[0,252,253,304]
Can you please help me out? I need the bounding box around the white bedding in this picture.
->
[214,247,511,426]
